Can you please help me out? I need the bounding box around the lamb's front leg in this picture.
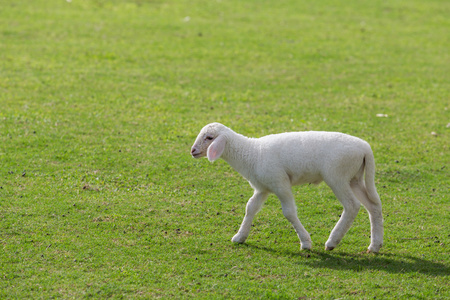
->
[231,190,269,243]
[274,187,312,250]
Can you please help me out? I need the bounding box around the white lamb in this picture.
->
[191,123,383,253]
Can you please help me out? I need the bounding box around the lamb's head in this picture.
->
[191,123,229,162]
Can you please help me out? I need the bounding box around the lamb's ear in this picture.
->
[207,135,226,162]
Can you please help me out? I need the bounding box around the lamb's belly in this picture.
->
[290,173,323,186]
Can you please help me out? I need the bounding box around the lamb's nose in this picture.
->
[190,147,196,154]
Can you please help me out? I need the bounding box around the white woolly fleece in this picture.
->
[191,123,383,253]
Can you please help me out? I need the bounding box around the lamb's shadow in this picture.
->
[241,243,449,276]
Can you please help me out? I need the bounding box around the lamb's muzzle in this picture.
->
[191,122,383,253]
[190,147,199,157]
[191,146,205,158]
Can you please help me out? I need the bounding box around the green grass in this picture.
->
[1,0,449,298]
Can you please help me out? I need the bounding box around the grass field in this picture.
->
[1,0,449,298]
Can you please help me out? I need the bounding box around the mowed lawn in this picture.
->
[0,0,449,298]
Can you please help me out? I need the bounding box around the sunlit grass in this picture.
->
[1,0,449,298]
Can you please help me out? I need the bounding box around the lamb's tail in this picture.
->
[363,148,382,206]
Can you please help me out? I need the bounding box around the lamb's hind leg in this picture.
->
[350,180,383,253]
[274,187,312,250]
[325,181,361,250]
[231,190,269,243]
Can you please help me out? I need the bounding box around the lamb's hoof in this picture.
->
[301,243,312,250]
[231,234,246,244]
[367,244,382,253]
[325,240,336,251]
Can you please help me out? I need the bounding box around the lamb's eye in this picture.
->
[206,136,214,141]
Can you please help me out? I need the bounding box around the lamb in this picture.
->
[190,122,383,253]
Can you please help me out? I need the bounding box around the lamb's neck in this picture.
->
[221,132,258,180]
